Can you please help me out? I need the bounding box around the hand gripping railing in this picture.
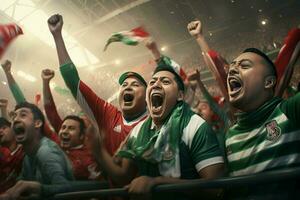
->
[52,167,300,199]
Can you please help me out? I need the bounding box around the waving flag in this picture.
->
[104,26,149,51]
[275,28,300,81]
[159,55,187,81]
[0,24,23,58]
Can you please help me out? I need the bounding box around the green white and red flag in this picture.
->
[0,23,23,58]
[104,26,149,51]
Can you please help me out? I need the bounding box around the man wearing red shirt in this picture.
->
[48,14,148,156]
[0,117,24,194]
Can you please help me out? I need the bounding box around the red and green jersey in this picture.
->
[65,145,102,181]
[0,145,24,194]
[60,62,147,155]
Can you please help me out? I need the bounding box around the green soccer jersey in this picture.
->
[226,94,300,176]
[118,102,224,179]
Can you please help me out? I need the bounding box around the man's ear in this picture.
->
[34,120,43,129]
[177,90,184,101]
[265,75,276,89]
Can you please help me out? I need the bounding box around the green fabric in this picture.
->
[118,71,147,86]
[9,82,26,104]
[156,55,185,91]
[226,94,300,176]
[118,102,223,178]
[118,101,191,177]
[53,86,71,96]
[200,83,229,159]
[233,97,282,131]
[280,92,300,124]
[60,62,80,98]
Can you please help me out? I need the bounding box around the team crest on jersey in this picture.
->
[265,120,281,142]
[113,125,121,133]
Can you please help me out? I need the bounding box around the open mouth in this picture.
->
[228,77,242,96]
[13,123,25,140]
[151,93,164,113]
[60,137,71,147]
[123,93,134,105]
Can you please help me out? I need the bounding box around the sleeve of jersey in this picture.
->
[44,103,63,133]
[280,92,300,125]
[9,82,26,104]
[275,28,300,82]
[201,84,228,125]
[190,122,224,172]
[43,123,60,144]
[60,62,119,129]
[207,50,228,88]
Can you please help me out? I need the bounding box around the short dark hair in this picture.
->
[62,115,86,136]
[15,102,45,131]
[153,65,185,91]
[0,117,11,128]
[243,48,277,78]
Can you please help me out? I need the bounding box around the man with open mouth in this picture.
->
[48,14,148,157]
[42,68,102,181]
[0,102,74,199]
[0,117,24,194]
[94,64,224,199]
[225,48,300,199]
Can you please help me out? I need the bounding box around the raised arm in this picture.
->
[187,69,229,127]
[42,69,63,133]
[48,14,71,66]
[1,60,26,104]
[187,20,228,101]
[187,20,210,53]
[47,14,118,139]
[145,38,161,61]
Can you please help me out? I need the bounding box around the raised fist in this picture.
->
[187,20,202,37]
[0,99,8,108]
[187,69,201,91]
[145,38,157,50]
[187,69,201,82]
[1,60,12,73]
[41,69,55,81]
[47,14,63,35]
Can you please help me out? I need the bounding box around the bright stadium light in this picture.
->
[0,0,100,67]
[115,59,121,65]
[261,20,267,25]
[161,46,167,52]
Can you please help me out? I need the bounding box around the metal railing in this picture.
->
[52,167,300,199]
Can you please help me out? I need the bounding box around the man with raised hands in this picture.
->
[93,64,224,200]
[48,14,148,156]
[42,68,102,181]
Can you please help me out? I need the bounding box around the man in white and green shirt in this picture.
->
[95,64,224,199]
[226,48,300,199]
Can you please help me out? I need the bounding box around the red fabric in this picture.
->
[78,81,147,155]
[44,103,63,134]
[43,122,60,144]
[66,146,103,180]
[207,50,228,88]
[131,26,149,37]
[34,93,41,106]
[0,146,24,194]
[0,24,23,59]
[179,68,187,81]
[275,28,300,82]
